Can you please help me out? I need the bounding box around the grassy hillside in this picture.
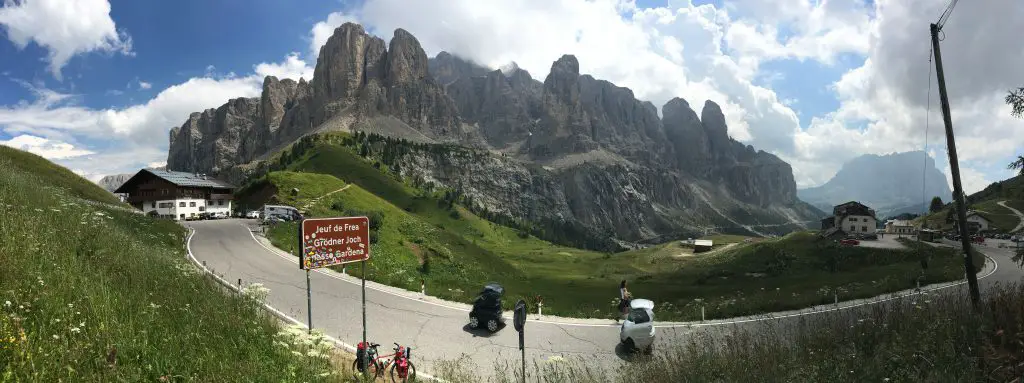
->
[0,146,122,205]
[253,166,981,321]
[966,174,1024,204]
[0,148,345,381]
[915,198,1023,233]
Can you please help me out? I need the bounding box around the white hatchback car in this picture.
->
[620,298,655,354]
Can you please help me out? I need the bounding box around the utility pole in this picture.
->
[930,22,980,311]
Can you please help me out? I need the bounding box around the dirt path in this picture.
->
[996,200,1024,233]
[300,184,351,211]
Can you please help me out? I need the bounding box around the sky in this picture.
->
[0,0,1021,195]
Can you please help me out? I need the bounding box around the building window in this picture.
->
[218,200,224,206]
[161,189,168,196]
[862,226,867,232]
[179,202,186,207]
[863,218,868,222]
[179,214,185,219]
[151,202,156,208]
[190,202,196,207]
[199,206,205,212]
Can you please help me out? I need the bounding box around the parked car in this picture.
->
[468,283,505,332]
[620,298,655,354]
[246,210,261,219]
[212,212,228,219]
[839,238,859,246]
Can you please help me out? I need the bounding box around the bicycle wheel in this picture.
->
[389,360,417,382]
[351,359,382,380]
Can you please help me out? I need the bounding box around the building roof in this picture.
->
[114,168,235,193]
[833,201,875,218]
[965,211,990,221]
[693,239,713,247]
[887,220,914,227]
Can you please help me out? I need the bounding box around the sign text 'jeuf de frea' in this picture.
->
[300,216,370,269]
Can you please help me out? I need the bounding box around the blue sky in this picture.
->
[0,0,1020,194]
[0,1,340,109]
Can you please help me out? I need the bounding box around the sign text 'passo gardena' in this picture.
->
[300,216,370,269]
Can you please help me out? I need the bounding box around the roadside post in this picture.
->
[536,295,543,318]
[299,216,371,344]
[514,299,528,383]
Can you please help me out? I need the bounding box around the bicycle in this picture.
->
[352,342,417,382]
[388,342,416,382]
[353,342,388,380]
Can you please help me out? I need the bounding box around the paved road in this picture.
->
[185,219,1024,379]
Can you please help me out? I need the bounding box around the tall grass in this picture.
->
[434,284,1024,382]
[0,150,349,381]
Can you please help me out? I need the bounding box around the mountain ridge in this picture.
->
[165,22,823,243]
[798,151,952,214]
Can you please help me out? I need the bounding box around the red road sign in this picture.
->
[300,216,370,269]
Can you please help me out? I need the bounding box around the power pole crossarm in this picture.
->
[930,22,981,311]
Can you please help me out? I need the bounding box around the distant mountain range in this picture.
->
[96,166,165,193]
[798,151,952,217]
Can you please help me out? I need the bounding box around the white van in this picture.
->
[263,205,302,222]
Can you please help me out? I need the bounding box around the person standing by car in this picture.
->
[618,280,632,319]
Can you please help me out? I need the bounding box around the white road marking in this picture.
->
[236,220,998,328]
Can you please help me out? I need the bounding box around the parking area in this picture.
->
[857,234,908,249]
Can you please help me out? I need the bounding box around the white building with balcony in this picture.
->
[114,169,235,220]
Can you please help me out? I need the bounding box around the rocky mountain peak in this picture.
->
[499,61,521,76]
[700,100,730,154]
[312,22,378,104]
[386,28,430,85]
[428,51,490,86]
[662,97,698,122]
[547,55,580,80]
[544,54,581,105]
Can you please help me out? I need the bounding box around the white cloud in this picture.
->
[138,80,151,90]
[0,134,93,159]
[0,0,132,80]
[146,160,166,169]
[0,76,261,144]
[0,52,308,178]
[942,163,990,196]
[309,12,358,59]
[253,52,314,81]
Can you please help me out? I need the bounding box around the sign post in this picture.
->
[514,299,527,383]
[299,216,371,355]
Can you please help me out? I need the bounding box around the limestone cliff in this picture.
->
[166,22,822,243]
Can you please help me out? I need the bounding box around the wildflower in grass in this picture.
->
[70,327,80,334]
[3,300,9,308]
[52,334,59,340]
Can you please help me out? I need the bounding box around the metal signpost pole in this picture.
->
[514,299,527,383]
[362,259,367,356]
[306,269,312,334]
[299,219,313,335]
